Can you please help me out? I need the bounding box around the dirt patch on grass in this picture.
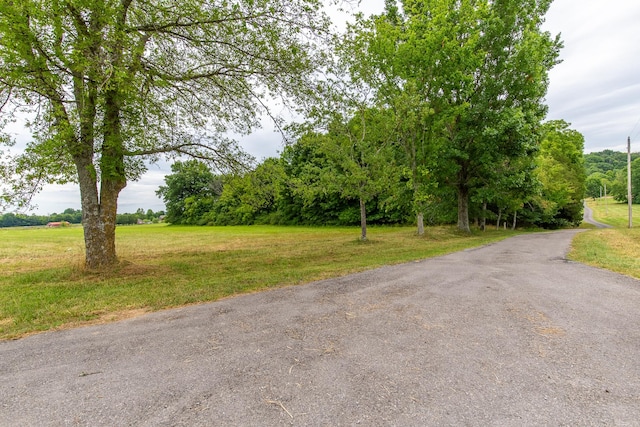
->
[55,308,151,332]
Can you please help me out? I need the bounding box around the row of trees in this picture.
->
[158,119,586,234]
[0,0,573,267]
[294,0,565,237]
[157,0,585,237]
[584,150,640,203]
[0,209,165,228]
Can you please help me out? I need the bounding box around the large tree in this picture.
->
[342,3,438,235]
[345,0,561,233]
[156,160,221,225]
[0,0,333,268]
[420,0,561,232]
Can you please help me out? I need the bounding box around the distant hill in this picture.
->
[584,149,640,176]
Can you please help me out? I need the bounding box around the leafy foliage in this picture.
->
[157,119,586,231]
[0,0,332,268]
[609,158,640,204]
[533,120,586,227]
[156,160,222,225]
[584,150,640,176]
[583,150,639,201]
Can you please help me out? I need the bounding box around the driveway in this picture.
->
[1,230,639,426]
[583,201,613,228]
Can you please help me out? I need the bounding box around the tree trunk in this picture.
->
[82,187,122,270]
[457,185,470,233]
[76,156,124,270]
[481,201,487,231]
[511,210,517,230]
[496,208,502,230]
[409,147,425,236]
[80,87,127,270]
[360,197,367,241]
[77,149,126,269]
[416,212,425,236]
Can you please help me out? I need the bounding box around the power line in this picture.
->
[629,115,640,141]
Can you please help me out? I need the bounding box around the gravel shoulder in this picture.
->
[2,230,640,426]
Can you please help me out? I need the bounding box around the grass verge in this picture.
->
[1,224,516,340]
[584,197,639,228]
[569,199,640,280]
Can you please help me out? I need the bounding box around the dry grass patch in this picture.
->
[569,228,640,279]
[570,199,640,279]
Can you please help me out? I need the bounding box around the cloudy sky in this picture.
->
[16,0,640,214]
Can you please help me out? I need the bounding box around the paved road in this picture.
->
[2,230,640,426]
[583,202,613,228]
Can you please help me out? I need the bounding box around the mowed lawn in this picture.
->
[0,224,517,340]
[569,198,640,280]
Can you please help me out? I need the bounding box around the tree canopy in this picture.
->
[583,150,639,201]
[0,0,333,268]
[335,0,562,233]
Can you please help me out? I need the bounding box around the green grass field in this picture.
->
[585,197,639,227]
[0,224,517,340]
[569,198,640,280]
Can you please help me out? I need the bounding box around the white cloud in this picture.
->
[543,0,640,150]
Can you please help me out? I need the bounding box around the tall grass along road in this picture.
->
[570,199,640,279]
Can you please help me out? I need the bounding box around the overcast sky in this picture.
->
[16,0,640,214]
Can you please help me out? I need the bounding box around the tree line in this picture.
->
[0,209,165,228]
[157,0,587,238]
[0,0,574,266]
[584,150,640,203]
[158,119,586,233]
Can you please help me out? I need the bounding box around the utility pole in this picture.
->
[604,182,608,216]
[628,136,633,228]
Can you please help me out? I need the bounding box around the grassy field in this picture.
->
[585,197,639,227]
[0,224,518,340]
[569,198,640,279]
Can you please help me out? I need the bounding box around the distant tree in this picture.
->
[584,150,640,176]
[156,160,221,225]
[279,133,352,225]
[0,213,44,227]
[609,158,640,204]
[585,172,610,199]
[116,213,138,225]
[210,158,287,225]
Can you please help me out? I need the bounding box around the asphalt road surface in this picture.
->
[2,230,640,426]
[583,202,614,229]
